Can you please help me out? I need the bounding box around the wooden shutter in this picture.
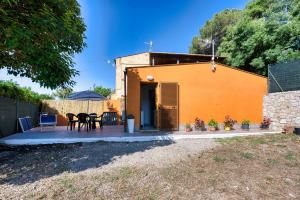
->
[159,82,178,130]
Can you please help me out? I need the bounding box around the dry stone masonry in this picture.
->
[263,90,300,131]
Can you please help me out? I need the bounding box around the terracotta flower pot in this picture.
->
[209,126,216,131]
[185,128,192,132]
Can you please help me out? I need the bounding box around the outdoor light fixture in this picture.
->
[147,75,154,81]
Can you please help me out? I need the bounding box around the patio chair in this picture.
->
[40,114,57,131]
[89,113,101,129]
[18,116,33,133]
[77,113,90,132]
[66,113,78,131]
[100,112,118,129]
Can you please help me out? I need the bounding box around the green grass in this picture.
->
[285,151,296,161]
[240,152,254,159]
[213,155,226,163]
[110,166,134,181]
[265,158,279,166]
[58,177,76,193]
[249,137,267,146]
[216,136,244,145]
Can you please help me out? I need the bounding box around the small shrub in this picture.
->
[284,151,296,161]
[208,119,218,128]
[185,123,191,129]
[240,152,254,159]
[265,158,279,166]
[241,120,250,126]
[213,155,226,163]
[223,115,237,130]
[194,118,205,130]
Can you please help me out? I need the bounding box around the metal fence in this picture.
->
[268,60,300,93]
[0,97,40,137]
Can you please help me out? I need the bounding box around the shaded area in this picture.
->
[0,97,40,137]
[0,140,174,185]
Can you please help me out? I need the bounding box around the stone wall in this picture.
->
[263,90,300,131]
[113,53,150,99]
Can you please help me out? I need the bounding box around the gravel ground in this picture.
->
[0,139,216,199]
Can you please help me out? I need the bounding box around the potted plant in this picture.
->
[223,115,237,131]
[283,124,295,134]
[185,123,192,132]
[241,119,250,130]
[194,118,206,131]
[208,119,218,131]
[261,116,271,129]
[127,114,135,134]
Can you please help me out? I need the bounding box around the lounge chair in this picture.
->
[40,114,57,131]
[100,112,118,129]
[19,116,33,133]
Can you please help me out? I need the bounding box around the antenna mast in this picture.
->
[144,41,153,52]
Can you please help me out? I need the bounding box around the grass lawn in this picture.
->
[0,134,299,199]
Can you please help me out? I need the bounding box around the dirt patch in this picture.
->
[0,134,300,199]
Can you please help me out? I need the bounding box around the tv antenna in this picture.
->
[198,38,216,71]
[144,41,153,52]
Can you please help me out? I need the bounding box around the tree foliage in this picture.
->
[218,0,300,75]
[189,9,242,54]
[0,80,54,103]
[0,0,86,89]
[53,87,73,99]
[93,86,112,97]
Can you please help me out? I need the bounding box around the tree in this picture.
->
[0,80,54,102]
[0,0,86,89]
[53,88,73,99]
[189,9,242,54]
[38,94,54,100]
[218,0,300,75]
[93,86,112,97]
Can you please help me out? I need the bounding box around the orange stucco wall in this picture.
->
[127,63,267,128]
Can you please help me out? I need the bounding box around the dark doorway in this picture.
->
[140,83,157,130]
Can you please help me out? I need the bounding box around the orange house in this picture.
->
[125,62,267,130]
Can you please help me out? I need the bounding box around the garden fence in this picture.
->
[0,97,40,137]
[268,60,300,93]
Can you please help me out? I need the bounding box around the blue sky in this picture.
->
[0,0,249,94]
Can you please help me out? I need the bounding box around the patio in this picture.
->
[0,125,277,146]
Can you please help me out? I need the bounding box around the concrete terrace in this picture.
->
[0,125,277,146]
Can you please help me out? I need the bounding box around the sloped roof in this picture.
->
[67,90,106,100]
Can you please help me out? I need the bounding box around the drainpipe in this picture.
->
[123,69,127,132]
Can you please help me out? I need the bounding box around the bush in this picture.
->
[194,118,205,130]
[241,119,250,125]
[208,119,218,128]
[0,80,53,103]
[224,115,237,129]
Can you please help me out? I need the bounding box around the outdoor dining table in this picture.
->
[89,114,99,130]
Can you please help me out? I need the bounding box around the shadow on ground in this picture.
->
[0,140,174,185]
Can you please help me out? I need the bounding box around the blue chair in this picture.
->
[40,114,57,131]
[18,116,33,132]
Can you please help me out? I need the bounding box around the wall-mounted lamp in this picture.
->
[147,75,154,81]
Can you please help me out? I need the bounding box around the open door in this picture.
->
[159,82,178,130]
